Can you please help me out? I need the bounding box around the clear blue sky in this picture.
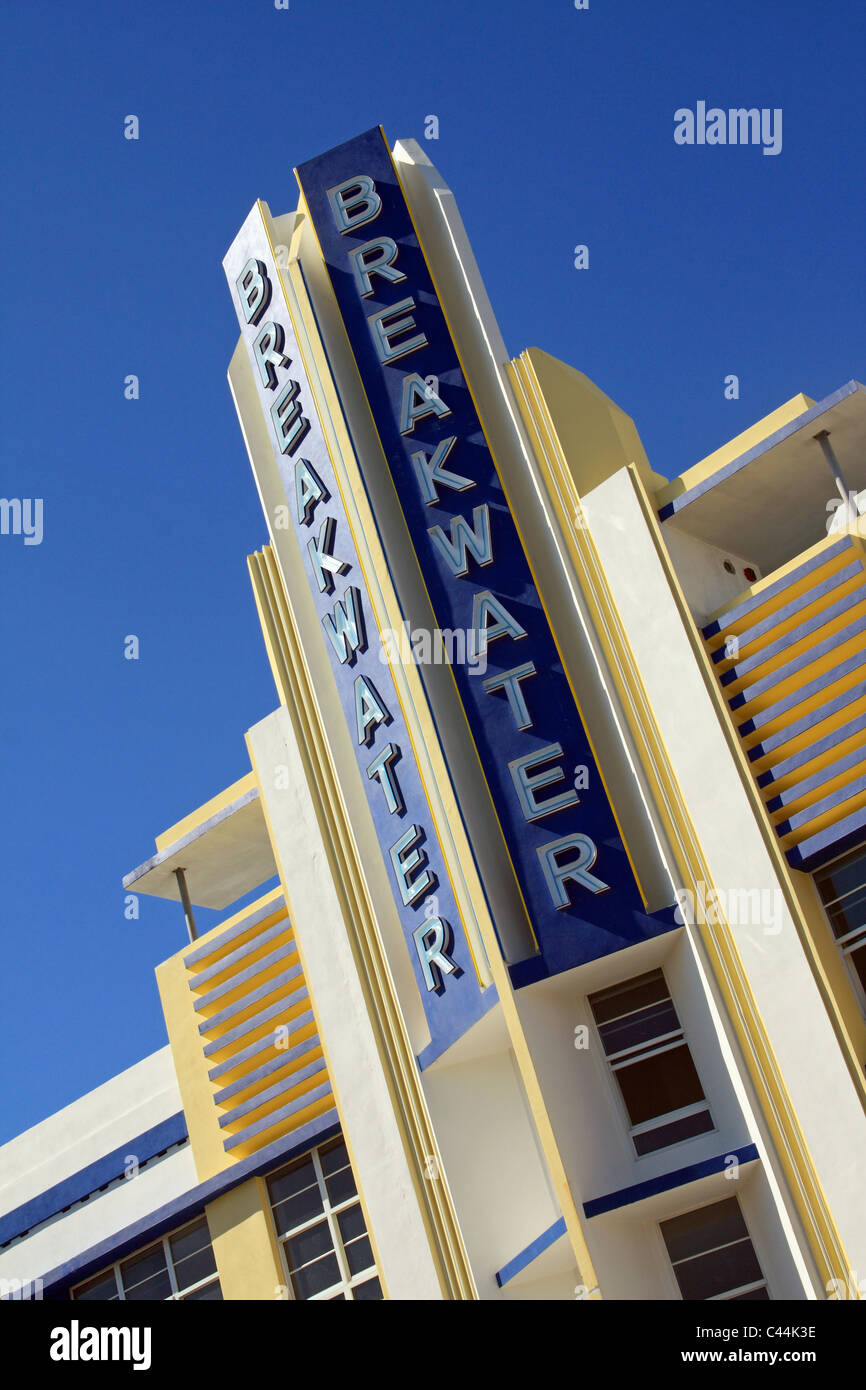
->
[1,0,862,1142]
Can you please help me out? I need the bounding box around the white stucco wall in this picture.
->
[583,465,866,1282]
[0,1047,197,1290]
[421,1026,573,1300]
[663,525,761,628]
[248,705,450,1300]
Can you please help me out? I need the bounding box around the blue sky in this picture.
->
[0,0,862,1142]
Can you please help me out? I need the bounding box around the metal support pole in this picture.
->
[174,867,198,944]
[814,429,852,510]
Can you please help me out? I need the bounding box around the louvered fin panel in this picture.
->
[182,895,336,1158]
[702,534,866,871]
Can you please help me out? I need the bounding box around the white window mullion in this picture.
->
[711,1279,768,1301]
[819,880,866,911]
[164,1235,180,1300]
[629,1100,710,1139]
[609,1034,685,1069]
[672,1234,753,1269]
[174,1273,220,1301]
[596,990,670,1028]
[313,1147,352,1295]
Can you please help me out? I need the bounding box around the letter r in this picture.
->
[413,917,457,992]
[538,833,609,907]
[348,237,406,297]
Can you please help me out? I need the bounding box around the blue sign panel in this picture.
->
[296,128,677,986]
[225,205,496,1065]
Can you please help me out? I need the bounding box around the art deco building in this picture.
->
[2,127,865,1303]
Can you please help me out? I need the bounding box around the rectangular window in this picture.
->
[661,1197,770,1300]
[814,845,866,1008]
[72,1215,221,1301]
[588,968,713,1156]
[267,1136,382,1301]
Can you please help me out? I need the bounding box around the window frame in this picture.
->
[659,1195,771,1302]
[813,844,866,1016]
[71,1214,221,1302]
[587,968,716,1160]
[268,1138,381,1302]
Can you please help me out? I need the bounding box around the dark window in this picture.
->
[661,1197,769,1300]
[815,845,866,1004]
[71,1270,119,1301]
[267,1136,382,1301]
[588,969,713,1156]
[72,1216,221,1301]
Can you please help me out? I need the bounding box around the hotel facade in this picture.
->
[2,127,865,1303]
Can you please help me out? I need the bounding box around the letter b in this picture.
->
[327,175,381,234]
[237,258,271,326]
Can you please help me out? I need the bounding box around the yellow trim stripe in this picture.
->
[247,545,474,1299]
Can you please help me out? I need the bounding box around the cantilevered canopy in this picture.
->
[123,778,277,910]
[658,382,866,575]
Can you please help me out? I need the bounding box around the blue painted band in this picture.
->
[495,1216,568,1288]
[0,1112,188,1249]
[733,622,866,722]
[296,126,678,986]
[733,618,866,716]
[37,1110,341,1298]
[583,1144,760,1218]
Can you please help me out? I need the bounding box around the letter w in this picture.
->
[428,506,492,577]
[322,586,367,664]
